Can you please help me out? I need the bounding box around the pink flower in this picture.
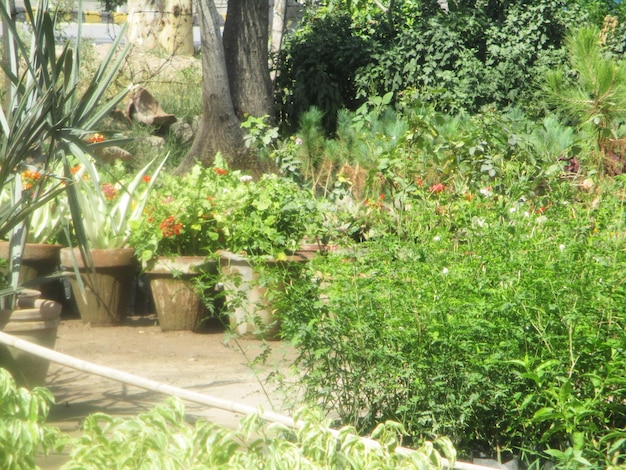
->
[101,182,118,200]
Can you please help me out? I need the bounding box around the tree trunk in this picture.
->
[177,0,262,176]
[270,0,287,78]
[127,0,164,50]
[223,0,272,120]
[159,0,195,55]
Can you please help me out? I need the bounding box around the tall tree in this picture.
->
[127,0,163,50]
[223,0,273,120]
[127,0,194,55]
[176,0,273,175]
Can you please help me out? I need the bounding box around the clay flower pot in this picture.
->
[145,256,219,332]
[218,250,308,340]
[0,242,65,307]
[0,290,62,388]
[60,247,136,326]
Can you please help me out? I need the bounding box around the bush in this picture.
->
[276,0,587,133]
[62,398,456,469]
[277,176,626,467]
[274,8,371,134]
[0,368,64,469]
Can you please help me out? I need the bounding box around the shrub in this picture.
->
[276,0,586,133]
[274,7,372,134]
[62,397,456,469]
[276,176,626,467]
[0,368,64,470]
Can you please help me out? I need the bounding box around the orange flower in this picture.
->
[143,175,151,183]
[89,133,105,143]
[21,169,42,181]
[160,215,183,237]
[70,165,81,174]
[213,167,228,176]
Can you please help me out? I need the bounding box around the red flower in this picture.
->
[213,168,228,176]
[143,175,151,183]
[160,215,183,237]
[89,133,105,143]
[429,183,445,194]
[536,206,547,214]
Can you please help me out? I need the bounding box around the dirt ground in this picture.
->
[36,313,297,468]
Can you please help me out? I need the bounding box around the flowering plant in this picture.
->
[129,160,240,264]
[66,155,168,249]
[131,158,323,264]
[0,168,67,244]
[216,173,322,257]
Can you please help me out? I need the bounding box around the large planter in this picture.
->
[60,247,136,326]
[0,290,62,388]
[0,242,65,307]
[145,256,219,332]
[218,250,307,339]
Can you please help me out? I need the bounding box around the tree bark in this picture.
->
[127,0,164,50]
[270,0,287,76]
[159,0,195,55]
[223,0,272,120]
[177,0,262,175]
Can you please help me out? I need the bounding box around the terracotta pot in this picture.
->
[145,256,219,332]
[60,247,136,326]
[0,242,66,308]
[218,250,307,340]
[0,291,61,388]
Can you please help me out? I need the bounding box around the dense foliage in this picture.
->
[277,175,626,466]
[266,21,626,466]
[276,0,589,133]
[0,369,63,469]
[60,399,454,469]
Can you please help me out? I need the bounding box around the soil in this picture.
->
[36,314,296,469]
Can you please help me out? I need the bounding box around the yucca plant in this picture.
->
[0,0,131,306]
[541,25,626,175]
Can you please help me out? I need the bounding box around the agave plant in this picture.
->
[0,0,131,307]
[67,155,168,249]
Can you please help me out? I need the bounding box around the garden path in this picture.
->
[37,315,296,468]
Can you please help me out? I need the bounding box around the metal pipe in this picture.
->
[0,330,494,470]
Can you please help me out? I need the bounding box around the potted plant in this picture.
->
[215,173,322,339]
[59,155,167,326]
[0,170,68,304]
[0,0,131,385]
[129,160,238,331]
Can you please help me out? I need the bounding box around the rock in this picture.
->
[93,145,132,164]
[142,135,166,149]
[170,119,194,144]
